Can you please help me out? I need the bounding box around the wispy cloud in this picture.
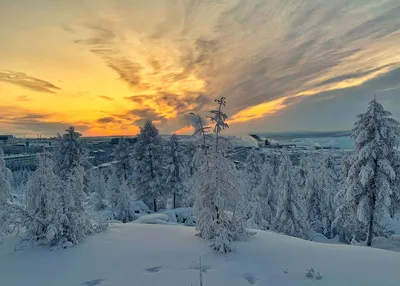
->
[0,70,60,93]
[98,95,114,101]
[0,106,88,136]
[3,0,399,135]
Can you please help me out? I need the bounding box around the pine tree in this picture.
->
[93,170,108,211]
[274,150,307,238]
[114,137,133,182]
[25,153,63,244]
[165,134,186,208]
[192,97,247,253]
[53,126,91,245]
[255,162,277,228]
[339,98,399,246]
[317,154,337,237]
[133,120,164,212]
[294,153,309,194]
[241,149,263,220]
[389,150,400,217]
[54,126,87,180]
[114,180,135,223]
[108,166,120,214]
[243,149,263,198]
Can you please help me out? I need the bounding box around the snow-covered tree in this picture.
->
[25,154,64,244]
[389,150,400,217]
[113,137,133,182]
[243,149,263,196]
[304,154,337,237]
[92,170,108,211]
[54,126,87,180]
[294,153,309,193]
[86,167,107,210]
[187,142,197,177]
[108,166,120,214]
[241,149,263,224]
[132,120,164,212]
[274,150,307,238]
[52,126,91,245]
[192,97,248,253]
[255,162,277,228]
[165,134,186,208]
[55,171,90,245]
[338,98,399,246]
[269,152,280,176]
[113,180,135,223]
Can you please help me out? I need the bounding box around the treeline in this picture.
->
[0,97,399,253]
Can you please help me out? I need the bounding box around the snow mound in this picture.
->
[162,210,178,223]
[132,200,151,214]
[135,213,172,225]
[1,224,400,286]
[174,207,195,224]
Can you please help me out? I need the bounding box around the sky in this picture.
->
[0,0,399,137]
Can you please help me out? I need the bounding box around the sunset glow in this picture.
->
[1,0,399,136]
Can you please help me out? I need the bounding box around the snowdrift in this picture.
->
[1,224,400,286]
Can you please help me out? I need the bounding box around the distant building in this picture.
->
[2,153,39,170]
[0,135,16,145]
[110,137,138,145]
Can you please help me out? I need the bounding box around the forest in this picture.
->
[1,97,399,253]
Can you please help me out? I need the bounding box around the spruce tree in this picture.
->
[339,97,399,246]
[25,153,63,244]
[114,180,135,223]
[54,126,91,245]
[165,134,186,208]
[255,162,277,228]
[133,120,164,212]
[274,150,307,238]
[113,137,133,182]
[304,154,337,237]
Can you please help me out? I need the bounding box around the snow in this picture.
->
[135,213,173,225]
[163,210,178,223]
[1,223,400,286]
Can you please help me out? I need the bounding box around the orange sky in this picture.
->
[0,0,399,137]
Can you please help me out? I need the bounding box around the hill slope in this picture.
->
[1,223,399,286]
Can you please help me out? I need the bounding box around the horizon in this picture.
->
[1,0,399,137]
[5,129,353,140]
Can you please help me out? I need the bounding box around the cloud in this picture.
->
[96,116,117,123]
[123,92,210,126]
[74,23,116,45]
[230,66,400,133]
[0,70,60,93]
[16,95,30,102]
[98,95,114,101]
[0,106,88,136]
[15,0,395,136]
[106,58,143,87]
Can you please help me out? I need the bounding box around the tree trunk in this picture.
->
[173,193,176,209]
[153,197,157,213]
[366,193,376,246]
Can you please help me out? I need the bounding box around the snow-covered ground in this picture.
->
[1,223,400,286]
